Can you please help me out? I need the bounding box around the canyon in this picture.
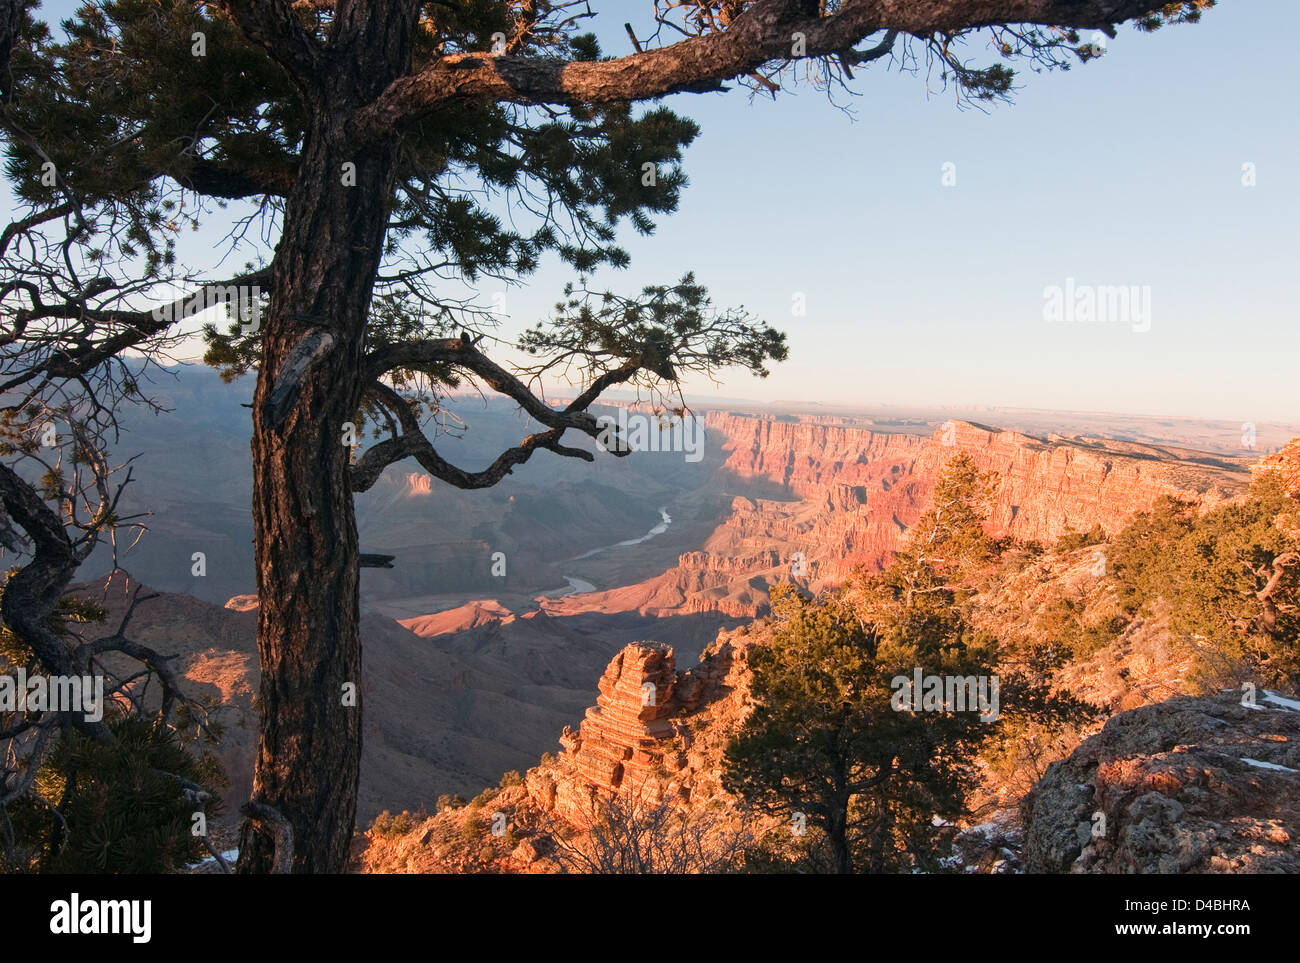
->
[360,630,1300,874]
[71,376,1268,845]
[538,410,1248,621]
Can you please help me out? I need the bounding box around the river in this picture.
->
[559,507,672,595]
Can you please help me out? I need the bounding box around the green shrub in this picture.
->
[20,717,225,874]
[1055,524,1107,553]
[459,813,483,844]
[1106,479,1300,689]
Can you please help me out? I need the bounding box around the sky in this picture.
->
[11,0,1300,424]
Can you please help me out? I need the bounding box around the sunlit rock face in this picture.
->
[1023,691,1300,873]
[527,636,752,830]
[1252,436,1300,499]
[404,473,433,496]
[636,413,1247,618]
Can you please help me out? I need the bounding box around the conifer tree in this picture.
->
[726,453,1092,872]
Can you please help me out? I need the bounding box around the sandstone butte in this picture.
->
[533,639,745,827]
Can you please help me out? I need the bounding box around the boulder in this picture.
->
[1023,691,1300,872]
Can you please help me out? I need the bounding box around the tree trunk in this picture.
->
[237,13,416,873]
[828,793,854,874]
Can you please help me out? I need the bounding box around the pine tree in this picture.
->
[725,455,1002,873]
[726,453,1098,872]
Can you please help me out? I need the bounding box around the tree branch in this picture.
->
[0,268,271,394]
[349,378,614,493]
[211,0,323,82]
[180,157,296,199]
[363,336,638,432]
[350,0,1167,142]
[240,800,295,874]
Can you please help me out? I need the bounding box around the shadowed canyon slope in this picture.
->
[74,573,735,823]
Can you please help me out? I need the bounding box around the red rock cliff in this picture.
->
[645,413,1250,617]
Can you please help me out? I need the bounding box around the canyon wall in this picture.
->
[645,412,1250,617]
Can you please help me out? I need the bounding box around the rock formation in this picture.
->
[530,637,751,828]
[554,644,678,817]
[1023,691,1300,872]
[359,633,760,873]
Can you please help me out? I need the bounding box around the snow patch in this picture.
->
[1241,757,1299,773]
[1263,691,1300,712]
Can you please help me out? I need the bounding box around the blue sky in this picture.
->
[12,0,1299,422]
[584,0,1299,422]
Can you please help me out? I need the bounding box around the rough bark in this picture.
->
[235,5,418,874]
[828,793,854,874]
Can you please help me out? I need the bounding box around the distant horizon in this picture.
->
[142,358,1300,447]
[114,361,1292,477]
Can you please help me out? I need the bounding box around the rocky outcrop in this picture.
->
[397,599,515,637]
[359,632,761,873]
[555,643,678,816]
[529,637,752,827]
[1023,691,1300,873]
